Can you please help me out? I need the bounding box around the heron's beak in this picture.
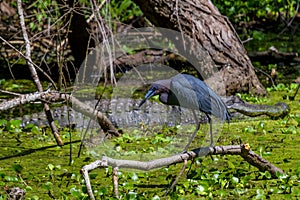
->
[138,88,156,107]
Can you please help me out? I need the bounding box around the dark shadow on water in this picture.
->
[0,140,81,161]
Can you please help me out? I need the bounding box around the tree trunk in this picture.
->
[132,0,266,95]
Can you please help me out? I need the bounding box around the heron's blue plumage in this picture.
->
[140,74,230,123]
[139,74,230,147]
[170,74,230,122]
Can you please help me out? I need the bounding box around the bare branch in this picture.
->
[0,90,49,111]
[16,0,63,146]
[112,167,119,198]
[81,144,285,199]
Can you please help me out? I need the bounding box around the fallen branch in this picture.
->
[80,144,285,199]
[248,46,298,64]
[41,91,120,137]
[0,90,50,111]
[113,49,178,67]
[55,93,120,137]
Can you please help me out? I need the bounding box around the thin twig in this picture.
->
[0,36,57,89]
[90,0,116,85]
[16,0,63,146]
[0,89,22,96]
[254,67,276,88]
[77,83,108,157]
[87,0,107,23]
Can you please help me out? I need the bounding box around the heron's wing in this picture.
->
[171,74,210,110]
[171,74,230,122]
[206,87,231,122]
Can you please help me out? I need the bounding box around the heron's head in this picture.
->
[138,80,170,107]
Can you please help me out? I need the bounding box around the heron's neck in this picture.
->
[155,79,171,89]
[159,93,169,104]
[160,91,179,105]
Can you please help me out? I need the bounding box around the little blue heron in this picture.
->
[139,74,230,150]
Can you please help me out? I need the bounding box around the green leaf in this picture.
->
[252,30,265,41]
[55,165,61,170]
[98,186,108,196]
[255,189,266,199]
[217,189,227,197]
[264,171,271,179]
[42,182,53,190]
[31,125,41,134]
[131,173,139,182]
[257,121,265,129]
[196,185,207,195]
[25,186,33,191]
[276,172,288,180]
[47,164,55,171]
[227,160,235,169]
[0,119,7,127]
[232,176,239,184]
[9,119,22,129]
[30,195,39,200]
[126,191,137,199]
[70,187,83,197]
[4,176,19,182]
[152,195,160,200]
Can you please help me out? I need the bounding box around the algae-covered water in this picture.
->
[0,85,299,199]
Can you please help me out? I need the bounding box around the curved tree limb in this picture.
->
[81,144,285,199]
[40,91,120,137]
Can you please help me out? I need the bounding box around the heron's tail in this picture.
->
[210,91,231,123]
[224,110,231,123]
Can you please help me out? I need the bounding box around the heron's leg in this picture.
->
[206,114,213,146]
[164,159,188,195]
[183,110,200,152]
